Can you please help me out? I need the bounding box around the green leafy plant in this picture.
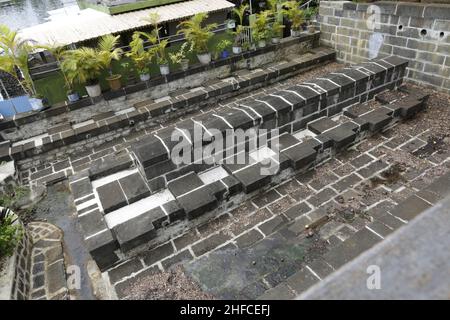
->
[271,20,285,39]
[251,10,272,43]
[0,24,37,96]
[40,43,75,94]
[169,41,193,65]
[177,13,217,54]
[126,32,156,75]
[61,48,104,86]
[61,34,123,86]
[213,39,232,60]
[0,207,23,258]
[97,34,123,76]
[282,1,305,31]
[141,13,169,65]
[0,184,27,258]
[304,6,318,24]
[230,4,249,47]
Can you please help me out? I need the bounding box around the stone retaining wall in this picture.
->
[319,1,450,93]
[1,47,336,174]
[0,217,33,300]
[0,34,320,141]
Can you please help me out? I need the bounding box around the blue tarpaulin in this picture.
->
[0,96,42,118]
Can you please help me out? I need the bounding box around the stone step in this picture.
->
[0,47,336,163]
[64,56,423,270]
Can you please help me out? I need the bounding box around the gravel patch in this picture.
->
[122,265,215,300]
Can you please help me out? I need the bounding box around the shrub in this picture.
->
[0,207,22,258]
[177,13,217,54]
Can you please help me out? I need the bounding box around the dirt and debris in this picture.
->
[396,83,450,138]
[122,265,215,300]
[370,163,407,188]
[376,89,408,104]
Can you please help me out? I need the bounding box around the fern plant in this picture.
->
[61,34,123,86]
[97,34,123,76]
[177,13,217,54]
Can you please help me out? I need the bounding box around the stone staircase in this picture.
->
[61,55,425,271]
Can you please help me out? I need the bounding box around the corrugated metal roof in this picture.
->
[18,0,234,47]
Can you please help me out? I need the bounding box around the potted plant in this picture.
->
[282,1,305,37]
[230,4,248,55]
[267,0,285,44]
[213,39,232,60]
[271,20,285,44]
[251,11,272,48]
[98,35,124,91]
[42,43,80,102]
[142,13,170,76]
[177,13,217,65]
[62,47,104,97]
[0,24,39,99]
[126,33,155,82]
[304,7,318,33]
[169,41,192,71]
[155,40,170,76]
[120,62,137,85]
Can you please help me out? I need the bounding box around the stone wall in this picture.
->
[0,217,33,300]
[319,1,450,93]
[1,34,319,142]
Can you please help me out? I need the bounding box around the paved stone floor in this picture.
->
[101,83,450,300]
[19,60,450,299]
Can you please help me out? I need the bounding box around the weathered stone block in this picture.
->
[177,186,218,219]
[132,136,169,168]
[97,180,127,214]
[308,117,338,134]
[232,163,272,193]
[282,142,317,170]
[118,172,151,204]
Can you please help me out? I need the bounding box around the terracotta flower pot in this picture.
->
[106,74,122,91]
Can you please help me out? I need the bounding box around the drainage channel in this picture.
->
[32,181,96,300]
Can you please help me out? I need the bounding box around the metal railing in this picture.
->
[29,21,232,78]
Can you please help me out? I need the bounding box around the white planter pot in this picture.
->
[139,73,150,82]
[159,64,170,76]
[291,29,302,37]
[271,37,281,44]
[197,53,211,65]
[258,40,266,48]
[232,46,242,54]
[85,83,101,97]
[180,59,189,71]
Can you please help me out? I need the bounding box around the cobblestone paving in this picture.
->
[27,222,69,300]
[104,84,450,300]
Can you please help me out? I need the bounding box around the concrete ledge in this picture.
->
[298,193,450,300]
